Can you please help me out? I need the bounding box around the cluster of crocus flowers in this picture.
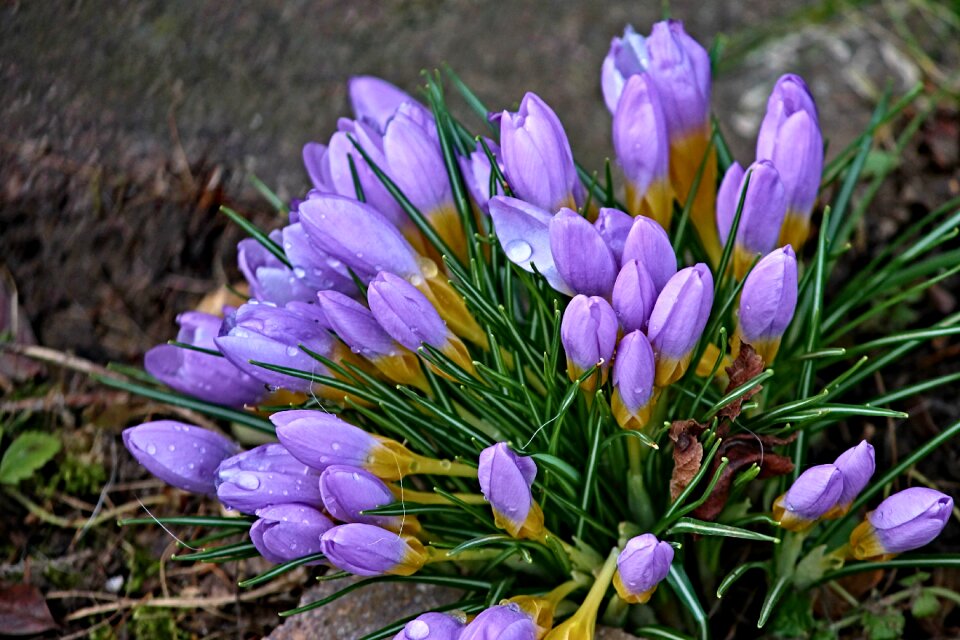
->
[116,15,955,640]
[774,441,953,559]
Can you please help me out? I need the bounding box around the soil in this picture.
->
[1,1,958,638]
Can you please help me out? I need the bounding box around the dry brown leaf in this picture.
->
[717,342,765,423]
[669,419,708,501]
[0,583,58,635]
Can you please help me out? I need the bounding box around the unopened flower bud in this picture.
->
[832,440,875,512]
[601,24,649,113]
[611,330,657,431]
[459,138,502,213]
[850,487,953,559]
[613,533,674,604]
[215,443,322,514]
[459,604,538,640]
[561,295,618,388]
[320,523,427,577]
[594,207,633,264]
[123,421,239,496]
[393,612,465,640]
[620,215,677,292]
[320,465,412,532]
[647,264,714,385]
[612,260,657,333]
[237,233,315,305]
[716,160,787,279]
[737,245,797,363]
[500,93,579,212]
[550,208,618,297]
[773,464,843,531]
[488,196,572,295]
[348,75,422,133]
[250,503,333,564]
[478,443,543,539]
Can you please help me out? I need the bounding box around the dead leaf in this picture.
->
[669,419,708,501]
[0,583,57,635]
[691,433,796,521]
[717,342,765,422]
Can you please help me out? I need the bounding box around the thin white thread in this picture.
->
[135,496,200,550]
[521,412,563,450]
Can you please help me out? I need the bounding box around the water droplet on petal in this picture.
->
[146,444,157,455]
[406,620,430,640]
[286,346,300,357]
[293,267,307,279]
[235,473,261,491]
[505,239,533,262]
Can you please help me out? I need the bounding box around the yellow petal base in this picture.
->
[848,517,894,561]
[670,128,719,265]
[625,178,673,230]
[612,388,655,432]
[772,493,816,532]
[494,500,545,540]
[654,354,692,387]
[391,535,429,576]
[613,571,657,605]
[779,211,810,251]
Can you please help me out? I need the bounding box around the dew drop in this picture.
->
[168,444,176,452]
[146,444,157,455]
[406,620,430,640]
[286,346,300,357]
[235,473,261,491]
[326,257,342,269]
[293,267,307,279]
[331,442,341,451]
[505,239,533,262]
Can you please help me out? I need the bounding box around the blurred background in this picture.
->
[1,1,958,637]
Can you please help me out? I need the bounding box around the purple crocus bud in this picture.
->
[459,138,502,213]
[620,215,677,292]
[647,264,714,386]
[317,290,398,359]
[613,533,674,604]
[594,207,633,265]
[611,331,657,431]
[348,75,422,133]
[215,301,332,393]
[715,161,745,246]
[320,523,427,576]
[737,246,798,363]
[215,443,322,514]
[320,465,410,532]
[613,73,672,226]
[500,93,579,212]
[459,604,538,640]
[367,272,448,351]
[716,160,788,280]
[282,223,357,295]
[145,311,265,407]
[250,503,333,564]
[757,75,823,249]
[831,441,875,512]
[612,260,657,333]
[302,142,332,191]
[850,488,953,559]
[298,194,423,283]
[645,20,711,140]
[122,421,239,496]
[488,196,572,295]
[773,464,844,531]
[560,295,618,388]
[393,612,465,640]
[238,233,316,305]
[550,208,618,297]
[272,410,416,480]
[645,20,719,264]
[601,24,649,113]
[478,443,543,539]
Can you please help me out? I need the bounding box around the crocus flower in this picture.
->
[298,194,424,283]
[850,487,953,559]
[281,222,357,295]
[773,464,844,531]
[500,92,579,212]
[393,612,465,640]
[560,295,618,388]
[645,20,718,262]
[612,259,658,333]
[611,331,657,431]
[594,207,634,265]
[459,604,538,640]
[459,138,502,213]
[613,73,672,226]
[827,440,875,516]
[647,264,714,386]
[478,443,543,539]
[613,533,674,604]
[384,103,466,260]
[488,196,572,295]
[367,272,475,374]
[122,421,239,496]
[320,523,427,577]
[320,465,411,532]
[249,503,333,564]
[215,443,322,514]
[215,301,333,393]
[237,232,316,305]
[272,410,418,480]
[144,311,265,407]
[317,290,426,388]
[716,160,788,279]
[550,208,618,297]
[348,75,422,133]
[736,245,798,363]
[601,24,649,113]
[756,74,823,249]
[620,215,677,292]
